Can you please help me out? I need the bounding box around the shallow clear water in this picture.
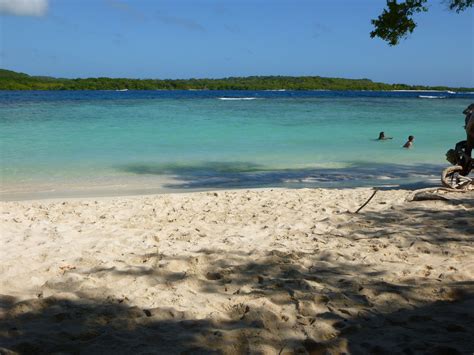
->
[0,90,472,198]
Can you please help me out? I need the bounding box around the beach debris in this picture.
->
[59,265,76,274]
[353,189,378,214]
[143,309,152,317]
[406,187,471,202]
[411,192,449,202]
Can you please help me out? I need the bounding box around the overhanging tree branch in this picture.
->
[371,0,472,46]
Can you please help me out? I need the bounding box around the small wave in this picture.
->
[447,91,456,94]
[376,175,393,180]
[218,97,258,101]
[418,95,446,99]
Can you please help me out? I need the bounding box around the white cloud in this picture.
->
[0,0,48,17]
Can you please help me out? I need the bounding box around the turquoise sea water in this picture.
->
[0,90,473,199]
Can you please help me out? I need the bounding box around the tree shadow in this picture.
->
[2,246,473,353]
[351,194,474,248]
[0,294,229,354]
[117,161,445,190]
[2,192,473,353]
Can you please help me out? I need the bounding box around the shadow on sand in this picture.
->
[1,194,473,354]
[1,259,472,354]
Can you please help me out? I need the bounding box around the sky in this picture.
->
[0,0,473,87]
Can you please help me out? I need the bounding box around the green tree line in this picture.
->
[0,69,472,91]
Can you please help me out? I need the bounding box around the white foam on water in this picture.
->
[376,176,393,180]
[218,97,258,101]
[418,95,447,99]
[301,177,320,183]
[392,89,447,92]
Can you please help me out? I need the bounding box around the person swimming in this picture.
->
[403,135,415,148]
[377,131,392,140]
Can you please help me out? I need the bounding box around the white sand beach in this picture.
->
[1,187,473,354]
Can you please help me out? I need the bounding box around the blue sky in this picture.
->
[0,0,473,86]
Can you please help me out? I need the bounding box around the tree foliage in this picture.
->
[0,69,472,91]
[371,0,472,45]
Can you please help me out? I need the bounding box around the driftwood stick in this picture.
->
[278,343,287,355]
[406,187,471,202]
[354,189,378,214]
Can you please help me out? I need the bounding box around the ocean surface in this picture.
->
[1,90,473,199]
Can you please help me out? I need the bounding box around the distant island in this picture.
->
[1,68,472,92]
